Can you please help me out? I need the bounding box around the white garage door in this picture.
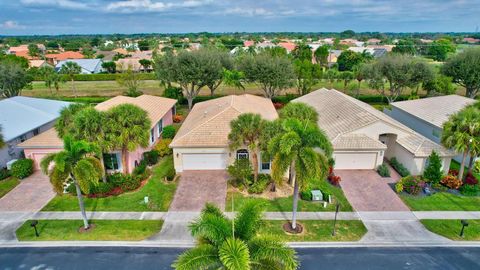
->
[182,153,228,170]
[334,152,378,170]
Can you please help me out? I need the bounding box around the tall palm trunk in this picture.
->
[122,147,129,174]
[99,153,107,183]
[290,162,299,230]
[72,176,89,229]
[459,148,469,181]
[252,150,259,183]
[467,155,476,175]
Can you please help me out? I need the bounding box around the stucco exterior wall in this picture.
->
[0,120,56,168]
[351,121,411,140]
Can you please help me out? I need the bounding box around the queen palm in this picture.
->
[173,201,298,270]
[441,105,480,180]
[41,136,103,229]
[269,118,332,231]
[229,113,266,183]
[60,61,81,97]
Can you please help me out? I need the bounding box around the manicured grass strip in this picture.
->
[16,219,163,241]
[42,156,177,212]
[400,192,480,211]
[421,219,480,241]
[0,177,20,198]
[259,220,367,242]
[226,181,353,212]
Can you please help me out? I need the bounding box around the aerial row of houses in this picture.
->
[2,91,476,177]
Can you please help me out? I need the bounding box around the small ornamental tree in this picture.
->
[423,151,443,184]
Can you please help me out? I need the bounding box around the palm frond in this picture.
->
[271,153,291,183]
[234,200,265,241]
[219,238,251,270]
[248,236,298,270]
[72,159,101,194]
[201,203,226,219]
[40,152,57,175]
[189,213,233,247]
[172,244,221,270]
[49,166,70,194]
[53,151,69,173]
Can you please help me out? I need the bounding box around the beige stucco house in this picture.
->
[170,94,278,173]
[294,89,455,175]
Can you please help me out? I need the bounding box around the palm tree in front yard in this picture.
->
[41,136,103,229]
[269,118,332,231]
[59,61,81,97]
[229,113,266,183]
[173,201,298,270]
[441,105,480,180]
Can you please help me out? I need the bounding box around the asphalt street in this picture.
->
[1,246,479,269]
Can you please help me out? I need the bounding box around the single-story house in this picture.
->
[55,59,104,74]
[385,95,478,163]
[0,97,70,168]
[170,94,278,173]
[19,95,177,173]
[45,51,84,65]
[293,89,455,175]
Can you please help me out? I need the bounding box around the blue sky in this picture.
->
[0,0,479,35]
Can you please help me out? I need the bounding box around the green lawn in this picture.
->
[226,180,353,212]
[42,156,177,212]
[400,192,480,211]
[0,177,20,198]
[421,219,480,241]
[16,219,163,241]
[259,220,367,242]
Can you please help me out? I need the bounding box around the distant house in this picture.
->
[55,59,104,74]
[327,50,342,65]
[170,95,278,173]
[0,97,70,168]
[7,45,29,55]
[348,47,375,55]
[385,95,478,164]
[45,51,84,65]
[19,95,177,173]
[463,37,480,44]
[243,40,255,47]
[294,89,455,174]
[367,45,394,52]
[29,60,51,68]
[278,42,296,53]
[367,38,382,45]
[116,58,142,72]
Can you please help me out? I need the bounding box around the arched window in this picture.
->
[236,149,249,160]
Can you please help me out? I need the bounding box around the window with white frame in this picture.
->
[236,149,249,160]
[261,153,271,171]
[157,119,163,137]
[150,128,155,143]
[103,153,121,171]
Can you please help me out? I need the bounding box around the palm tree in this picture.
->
[223,69,245,95]
[279,102,319,123]
[269,117,332,231]
[104,104,151,174]
[60,61,81,97]
[441,105,480,180]
[41,136,103,229]
[55,103,89,138]
[173,202,298,270]
[229,113,266,183]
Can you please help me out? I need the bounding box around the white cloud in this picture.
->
[105,0,212,13]
[20,0,90,10]
[1,20,25,29]
[225,7,273,17]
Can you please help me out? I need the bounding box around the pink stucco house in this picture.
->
[19,95,177,174]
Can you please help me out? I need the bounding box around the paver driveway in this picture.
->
[337,170,409,211]
[0,171,55,212]
[169,170,228,211]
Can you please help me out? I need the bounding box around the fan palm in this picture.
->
[229,113,266,182]
[173,201,298,270]
[55,103,89,138]
[60,61,81,97]
[41,136,103,229]
[269,118,332,230]
[441,105,480,180]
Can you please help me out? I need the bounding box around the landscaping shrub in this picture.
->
[154,139,173,157]
[91,182,114,195]
[440,175,462,190]
[34,73,156,81]
[143,150,160,166]
[247,174,271,194]
[390,157,410,177]
[107,173,125,187]
[119,174,141,192]
[162,125,176,139]
[395,181,404,193]
[432,182,448,192]
[178,95,223,106]
[357,94,410,104]
[328,175,341,186]
[173,115,183,123]
[423,151,443,184]
[67,183,77,195]
[377,164,390,177]
[132,160,152,181]
[300,189,313,201]
[165,164,176,181]
[163,87,184,100]
[399,175,425,195]
[465,172,479,185]
[460,184,479,196]
[271,94,298,104]
[273,102,284,110]
[10,159,33,179]
[0,168,10,180]
[448,169,459,177]
[227,159,252,188]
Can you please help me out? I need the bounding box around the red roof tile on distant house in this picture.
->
[14,50,34,60]
[8,45,29,53]
[243,40,255,47]
[45,51,84,61]
[278,42,296,52]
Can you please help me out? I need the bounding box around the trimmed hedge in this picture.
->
[10,159,34,179]
[162,125,176,139]
[377,164,391,177]
[390,157,410,177]
[34,73,156,82]
[42,96,110,104]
